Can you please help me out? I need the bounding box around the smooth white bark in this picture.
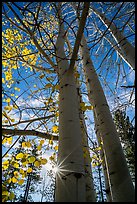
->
[55,3,86,202]
[91,7,135,70]
[77,86,96,202]
[65,32,96,201]
[80,36,135,202]
[94,112,112,202]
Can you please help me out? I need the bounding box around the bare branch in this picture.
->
[2,128,58,141]
[69,2,90,71]
[2,114,55,127]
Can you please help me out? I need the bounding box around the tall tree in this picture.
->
[71,2,134,201]
[113,109,135,182]
[90,3,135,70]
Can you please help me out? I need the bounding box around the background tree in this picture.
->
[2,135,47,202]
[113,109,135,183]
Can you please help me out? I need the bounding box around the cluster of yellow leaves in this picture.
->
[2,160,10,170]
[2,107,16,126]
[2,137,49,203]
[2,137,13,145]
[2,191,15,202]
[2,27,38,90]
[80,102,94,111]
[91,153,103,167]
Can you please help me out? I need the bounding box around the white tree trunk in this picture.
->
[65,30,96,201]
[55,4,86,202]
[91,7,135,70]
[80,36,135,202]
[94,112,112,202]
[77,86,96,202]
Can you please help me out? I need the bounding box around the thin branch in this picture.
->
[2,128,58,141]
[3,114,55,127]
[69,2,90,70]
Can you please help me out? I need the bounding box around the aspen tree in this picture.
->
[94,112,112,202]
[80,35,135,202]
[77,85,96,202]
[65,28,96,202]
[55,3,86,201]
[90,6,135,70]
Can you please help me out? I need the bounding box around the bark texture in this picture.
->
[94,112,112,202]
[80,35,135,202]
[55,3,86,202]
[77,86,96,202]
[91,7,135,70]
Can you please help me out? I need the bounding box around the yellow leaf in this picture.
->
[14,87,20,91]
[55,112,59,117]
[52,126,58,133]
[40,140,45,145]
[7,137,12,144]
[13,171,19,178]
[18,179,24,185]
[27,167,33,173]
[54,145,58,151]
[28,156,36,163]
[94,146,102,151]
[41,159,47,165]
[37,145,42,151]
[9,192,15,200]
[2,191,9,196]
[2,160,9,165]
[34,161,41,167]
[11,177,18,183]
[19,169,24,174]
[11,118,15,122]
[13,163,19,168]
[22,142,26,148]
[13,104,18,109]
[2,78,5,84]
[45,83,52,88]
[80,102,85,107]
[49,153,56,161]
[7,178,12,183]
[5,98,11,103]
[87,105,94,110]
[39,74,45,79]
[55,84,59,89]
[49,140,53,145]
[22,161,28,167]
[26,141,32,148]
[16,153,24,160]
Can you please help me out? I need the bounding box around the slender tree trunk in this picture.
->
[77,86,96,202]
[80,35,135,202]
[55,3,86,202]
[97,165,104,202]
[65,27,96,201]
[91,6,135,70]
[23,174,31,202]
[94,112,112,202]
